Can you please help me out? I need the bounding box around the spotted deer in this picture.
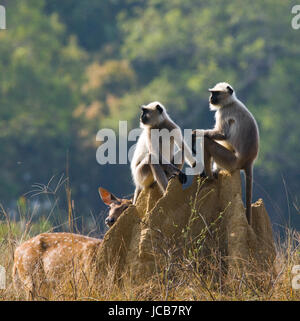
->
[12,187,132,300]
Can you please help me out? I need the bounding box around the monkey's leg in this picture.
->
[170,149,184,170]
[159,158,187,184]
[149,163,169,193]
[204,137,239,175]
[132,158,155,204]
[161,163,180,175]
[135,156,154,184]
[162,149,187,183]
[149,152,186,186]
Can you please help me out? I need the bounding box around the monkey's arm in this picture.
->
[204,118,232,141]
[173,128,196,167]
[146,131,180,171]
[149,148,187,184]
[182,140,196,167]
[204,130,226,140]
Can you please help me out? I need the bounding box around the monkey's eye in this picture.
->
[212,91,221,96]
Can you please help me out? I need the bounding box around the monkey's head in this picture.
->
[140,101,166,127]
[209,82,235,108]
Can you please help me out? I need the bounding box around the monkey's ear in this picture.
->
[98,187,119,205]
[227,86,234,95]
[156,104,163,114]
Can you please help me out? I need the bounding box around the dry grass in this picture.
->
[0,216,299,301]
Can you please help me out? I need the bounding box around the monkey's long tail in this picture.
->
[245,165,253,225]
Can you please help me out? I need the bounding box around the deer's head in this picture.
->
[99,187,132,227]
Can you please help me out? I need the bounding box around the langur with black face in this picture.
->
[131,102,196,204]
[192,83,259,225]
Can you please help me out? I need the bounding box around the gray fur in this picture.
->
[131,102,196,204]
[193,83,259,225]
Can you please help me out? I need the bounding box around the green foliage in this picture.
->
[0,221,23,241]
[0,0,87,203]
[44,0,137,51]
[0,218,52,242]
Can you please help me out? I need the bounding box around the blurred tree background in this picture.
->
[0,0,299,233]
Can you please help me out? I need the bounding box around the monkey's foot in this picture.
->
[169,171,187,184]
[199,171,215,183]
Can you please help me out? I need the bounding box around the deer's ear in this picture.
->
[98,187,118,205]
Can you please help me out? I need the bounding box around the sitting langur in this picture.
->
[131,102,196,204]
[192,83,259,225]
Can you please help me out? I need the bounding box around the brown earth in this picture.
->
[96,171,276,282]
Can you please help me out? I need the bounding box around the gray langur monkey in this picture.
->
[131,101,196,204]
[192,83,259,225]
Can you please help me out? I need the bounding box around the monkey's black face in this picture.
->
[210,91,221,105]
[140,103,164,126]
[140,108,150,124]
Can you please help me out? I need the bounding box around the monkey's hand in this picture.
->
[169,170,187,184]
[204,130,226,140]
